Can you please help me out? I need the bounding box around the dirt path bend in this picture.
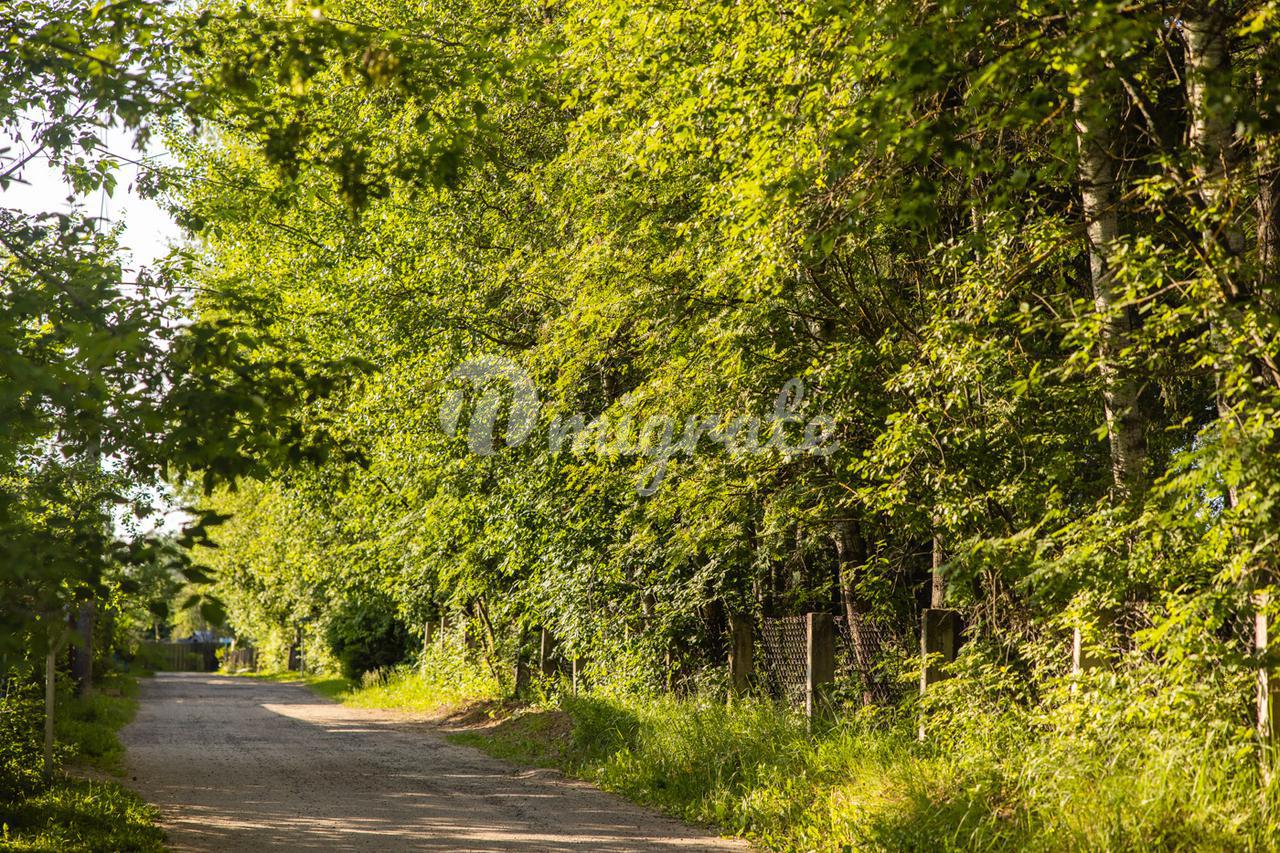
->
[121,673,747,852]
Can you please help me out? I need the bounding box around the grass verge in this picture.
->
[445,690,1277,851]
[240,654,1280,850]
[248,641,502,715]
[0,778,164,852]
[239,669,353,701]
[0,670,164,852]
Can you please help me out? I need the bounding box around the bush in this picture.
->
[324,595,410,681]
[0,679,48,803]
[345,640,501,712]
[129,643,169,673]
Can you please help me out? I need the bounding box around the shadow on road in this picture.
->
[121,673,746,852]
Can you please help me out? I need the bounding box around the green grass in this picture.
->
[448,708,572,767]
[248,643,501,714]
[240,669,354,701]
[429,687,1280,851]
[0,671,164,853]
[56,672,140,774]
[343,647,501,714]
[0,778,164,852]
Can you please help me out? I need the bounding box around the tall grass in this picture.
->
[0,670,164,852]
[286,640,1279,849]
[449,682,1279,851]
[341,642,502,714]
[56,671,140,773]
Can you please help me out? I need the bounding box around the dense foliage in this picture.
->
[6,0,1280,846]
[181,0,1280,710]
[0,0,350,827]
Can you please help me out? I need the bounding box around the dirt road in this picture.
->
[120,673,747,852]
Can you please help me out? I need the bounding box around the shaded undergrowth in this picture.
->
[0,671,163,852]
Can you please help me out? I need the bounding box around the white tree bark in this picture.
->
[1186,6,1280,751]
[1075,89,1147,498]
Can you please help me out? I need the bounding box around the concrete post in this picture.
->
[920,608,963,692]
[918,608,962,740]
[1071,626,1099,675]
[514,656,530,698]
[43,643,56,779]
[1071,610,1113,677]
[571,656,585,693]
[1258,601,1280,779]
[806,612,835,723]
[728,614,753,696]
[513,624,530,698]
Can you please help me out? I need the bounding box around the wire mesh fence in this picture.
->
[757,613,904,708]
[759,615,808,705]
[835,614,900,705]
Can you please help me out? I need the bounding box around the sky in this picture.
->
[2,127,183,270]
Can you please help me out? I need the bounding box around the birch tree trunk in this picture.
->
[1185,11,1245,263]
[1075,86,1147,499]
[834,518,880,704]
[1186,5,1280,750]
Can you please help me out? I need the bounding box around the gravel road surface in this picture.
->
[121,673,747,852]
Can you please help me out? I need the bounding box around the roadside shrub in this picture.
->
[345,639,500,712]
[129,643,169,673]
[324,595,410,681]
[0,678,47,802]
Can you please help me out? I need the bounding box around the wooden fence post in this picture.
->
[728,614,753,696]
[806,612,835,724]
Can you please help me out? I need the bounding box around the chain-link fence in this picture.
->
[757,613,904,707]
[759,615,808,705]
[835,614,900,705]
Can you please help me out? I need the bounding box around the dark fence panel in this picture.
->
[222,647,258,672]
[759,616,807,705]
[137,641,220,672]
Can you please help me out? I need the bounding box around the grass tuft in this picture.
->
[0,778,165,852]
